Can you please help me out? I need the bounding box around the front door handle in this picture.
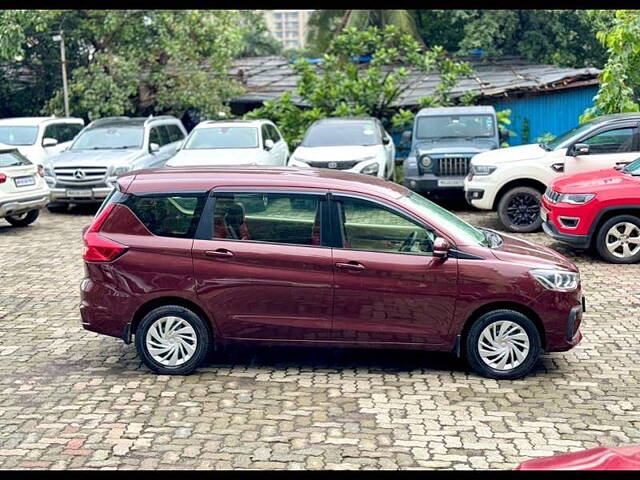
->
[205,249,234,258]
[336,261,365,271]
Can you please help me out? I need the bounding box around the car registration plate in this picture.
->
[67,189,93,198]
[437,178,465,187]
[14,175,36,187]
[541,206,548,222]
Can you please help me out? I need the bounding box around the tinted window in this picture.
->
[184,127,259,150]
[335,196,435,255]
[58,123,83,143]
[416,115,496,139]
[150,126,171,147]
[124,194,206,238]
[166,124,185,143]
[71,127,144,150]
[42,124,62,142]
[545,122,595,150]
[268,125,281,142]
[0,150,31,167]
[0,126,38,146]
[583,127,635,154]
[212,192,323,246]
[301,121,381,147]
[261,125,272,144]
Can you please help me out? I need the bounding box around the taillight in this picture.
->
[0,173,6,184]
[37,165,44,177]
[82,203,128,262]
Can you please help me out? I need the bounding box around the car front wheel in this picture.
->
[135,305,211,375]
[5,209,39,227]
[497,186,542,233]
[465,310,541,380]
[595,215,640,264]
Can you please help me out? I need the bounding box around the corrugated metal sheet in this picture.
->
[491,85,599,146]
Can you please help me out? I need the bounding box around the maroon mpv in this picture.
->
[81,167,584,379]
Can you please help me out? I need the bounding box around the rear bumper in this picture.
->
[0,193,50,217]
[50,186,113,203]
[404,174,466,194]
[542,220,591,249]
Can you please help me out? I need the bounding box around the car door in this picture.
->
[192,189,334,341]
[259,125,279,166]
[268,124,289,165]
[329,193,458,345]
[564,124,639,175]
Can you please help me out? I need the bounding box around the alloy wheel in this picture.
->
[605,222,640,259]
[506,194,540,226]
[477,320,531,371]
[145,316,198,367]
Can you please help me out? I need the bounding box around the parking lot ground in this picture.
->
[1,204,639,470]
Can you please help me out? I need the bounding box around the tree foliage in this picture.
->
[0,10,244,120]
[237,10,282,58]
[581,10,640,122]
[247,26,473,147]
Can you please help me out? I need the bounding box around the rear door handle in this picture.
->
[205,249,234,258]
[336,262,365,271]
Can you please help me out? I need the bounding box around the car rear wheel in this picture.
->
[595,215,640,264]
[135,305,211,375]
[5,209,39,227]
[497,186,542,233]
[465,310,541,380]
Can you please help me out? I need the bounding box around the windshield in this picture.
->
[622,157,640,175]
[71,127,144,150]
[184,127,258,150]
[0,126,38,146]
[301,122,380,147]
[416,115,495,139]
[543,122,596,150]
[0,150,31,167]
[398,191,488,246]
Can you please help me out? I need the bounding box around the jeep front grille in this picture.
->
[436,157,471,176]
[544,188,561,203]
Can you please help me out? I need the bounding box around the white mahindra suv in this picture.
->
[0,116,85,166]
[465,113,640,232]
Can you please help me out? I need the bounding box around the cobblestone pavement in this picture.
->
[1,202,639,470]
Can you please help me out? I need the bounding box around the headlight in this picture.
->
[360,163,379,175]
[44,165,55,177]
[471,164,497,176]
[558,193,595,205]
[420,155,432,169]
[112,166,130,176]
[531,269,580,291]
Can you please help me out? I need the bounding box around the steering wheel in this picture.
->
[399,231,418,252]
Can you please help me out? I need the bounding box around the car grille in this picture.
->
[545,188,561,203]
[436,157,471,176]
[54,166,108,186]
[307,160,360,170]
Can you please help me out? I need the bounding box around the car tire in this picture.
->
[135,305,211,375]
[595,215,640,264]
[47,203,69,213]
[464,309,541,380]
[5,209,39,227]
[497,186,543,233]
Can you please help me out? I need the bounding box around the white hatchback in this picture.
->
[166,120,289,167]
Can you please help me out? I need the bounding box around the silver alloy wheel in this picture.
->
[145,316,197,367]
[605,222,640,259]
[477,320,530,371]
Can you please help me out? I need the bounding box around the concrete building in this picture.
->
[263,10,313,50]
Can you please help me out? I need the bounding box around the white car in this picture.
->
[0,116,85,166]
[0,148,50,227]
[166,119,289,167]
[465,113,640,232]
[288,117,396,181]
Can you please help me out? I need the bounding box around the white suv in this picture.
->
[465,113,640,232]
[0,116,85,166]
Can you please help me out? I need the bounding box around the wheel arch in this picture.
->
[493,178,547,210]
[589,206,640,247]
[130,296,215,339]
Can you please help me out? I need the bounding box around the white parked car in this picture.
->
[288,117,396,181]
[464,113,640,232]
[0,116,85,166]
[0,148,50,227]
[166,120,289,167]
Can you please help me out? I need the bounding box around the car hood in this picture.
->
[293,145,382,162]
[166,149,264,166]
[471,143,550,165]
[490,231,579,272]
[414,138,498,155]
[551,168,639,193]
[48,149,143,167]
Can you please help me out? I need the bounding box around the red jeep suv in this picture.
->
[542,157,640,264]
[81,167,584,379]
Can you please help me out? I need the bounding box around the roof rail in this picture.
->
[87,116,130,128]
[144,115,176,125]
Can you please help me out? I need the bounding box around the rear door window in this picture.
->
[123,193,206,238]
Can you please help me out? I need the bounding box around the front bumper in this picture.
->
[0,193,50,218]
[50,186,113,203]
[542,220,591,249]
[404,174,466,194]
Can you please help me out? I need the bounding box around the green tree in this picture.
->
[581,10,640,122]
[237,10,282,58]
[247,26,472,146]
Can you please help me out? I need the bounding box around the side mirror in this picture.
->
[149,142,160,154]
[433,237,451,259]
[264,139,274,151]
[382,136,391,145]
[42,137,58,148]
[499,128,509,144]
[400,130,412,146]
[569,143,589,157]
